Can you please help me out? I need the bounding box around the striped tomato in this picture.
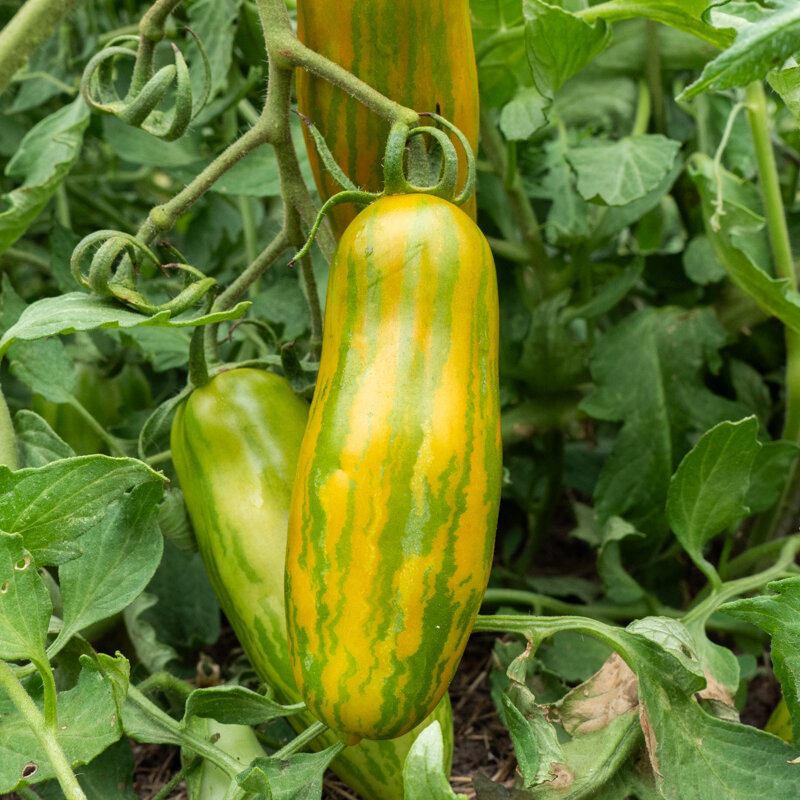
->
[170,368,453,799]
[286,194,502,742]
[295,0,479,235]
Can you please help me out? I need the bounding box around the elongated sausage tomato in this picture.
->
[296,0,479,235]
[286,195,501,742]
[170,369,454,799]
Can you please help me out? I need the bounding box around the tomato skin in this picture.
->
[286,195,502,741]
[170,368,453,799]
[295,0,479,235]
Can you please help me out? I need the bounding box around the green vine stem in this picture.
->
[0,387,18,470]
[0,660,87,800]
[683,535,800,630]
[273,720,332,759]
[0,0,82,98]
[129,0,183,96]
[745,81,800,545]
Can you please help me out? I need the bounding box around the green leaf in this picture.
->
[683,235,727,286]
[8,338,76,404]
[723,578,800,743]
[0,97,90,255]
[403,720,467,800]
[122,593,180,674]
[236,744,343,799]
[581,307,747,534]
[54,483,164,650]
[666,418,760,575]
[638,666,800,800]
[0,455,164,566]
[681,4,800,99]
[0,665,123,793]
[140,538,220,651]
[769,61,800,120]
[561,260,644,323]
[13,410,75,468]
[687,154,800,334]
[0,532,50,664]
[747,440,800,514]
[101,116,205,167]
[186,0,241,98]
[185,685,302,726]
[499,87,548,140]
[0,293,252,358]
[566,135,681,207]
[522,0,611,100]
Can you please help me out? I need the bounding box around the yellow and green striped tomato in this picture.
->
[296,0,479,236]
[286,194,502,742]
[170,368,453,800]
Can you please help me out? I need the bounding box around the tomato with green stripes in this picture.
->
[170,368,453,799]
[286,194,502,742]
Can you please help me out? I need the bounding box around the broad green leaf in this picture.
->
[502,291,588,393]
[566,135,681,207]
[101,116,205,167]
[0,665,122,793]
[122,593,180,674]
[686,154,800,334]
[561,260,644,323]
[185,685,302,727]
[638,667,800,800]
[237,744,344,799]
[499,87,548,140]
[0,293,252,358]
[0,532,50,664]
[666,418,760,574]
[13,410,75,468]
[186,0,241,98]
[683,235,727,286]
[0,456,165,565]
[681,3,800,99]
[723,578,800,742]
[522,0,610,100]
[539,631,613,684]
[576,1,732,49]
[55,483,164,649]
[746,440,800,514]
[403,721,467,800]
[597,517,646,605]
[0,97,90,255]
[770,61,800,120]
[8,338,76,404]
[580,307,747,535]
[139,538,220,651]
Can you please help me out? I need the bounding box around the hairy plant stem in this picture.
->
[0,660,87,800]
[745,81,800,545]
[129,0,183,96]
[0,0,82,98]
[479,109,548,296]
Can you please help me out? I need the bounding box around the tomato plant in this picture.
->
[0,1,800,800]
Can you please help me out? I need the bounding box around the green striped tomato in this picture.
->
[170,368,453,799]
[286,194,502,742]
[296,0,479,236]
